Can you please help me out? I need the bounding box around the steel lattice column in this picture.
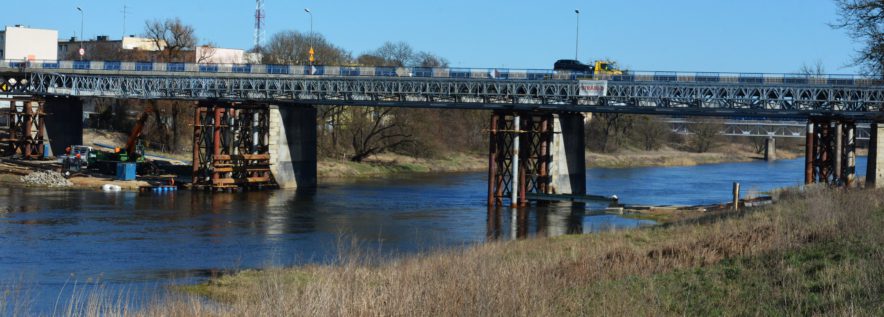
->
[487,111,554,207]
[0,98,47,159]
[806,118,857,187]
[192,101,275,191]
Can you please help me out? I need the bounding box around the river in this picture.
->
[0,156,867,312]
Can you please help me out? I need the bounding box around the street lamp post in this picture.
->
[575,9,580,61]
[77,7,85,60]
[304,8,314,65]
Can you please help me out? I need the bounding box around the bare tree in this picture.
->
[833,0,884,77]
[414,51,449,67]
[144,18,197,62]
[345,107,412,162]
[799,59,827,76]
[375,41,415,67]
[631,115,670,151]
[355,54,387,66]
[195,44,219,64]
[262,31,349,65]
[587,113,634,153]
[691,117,724,153]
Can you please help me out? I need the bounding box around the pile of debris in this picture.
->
[20,170,73,188]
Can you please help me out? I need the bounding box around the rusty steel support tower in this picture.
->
[805,118,857,187]
[192,101,275,191]
[487,110,554,207]
[0,98,47,159]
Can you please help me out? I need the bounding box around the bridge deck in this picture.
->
[2,61,884,119]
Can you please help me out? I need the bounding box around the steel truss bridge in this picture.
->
[2,60,884,120]
[666,119,873,140]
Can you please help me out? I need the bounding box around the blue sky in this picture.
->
[5,0,859,73]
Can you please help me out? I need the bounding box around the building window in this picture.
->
[0,49,4,59]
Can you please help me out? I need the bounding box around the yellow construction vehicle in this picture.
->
[591,60,623,76]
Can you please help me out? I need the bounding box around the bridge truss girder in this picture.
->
[26,73,884,118]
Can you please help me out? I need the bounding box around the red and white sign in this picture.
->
[79,48,85,57]
[579,80,608,97]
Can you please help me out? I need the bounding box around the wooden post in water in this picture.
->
[732,182,741,211]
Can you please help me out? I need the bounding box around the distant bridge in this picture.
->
[665,119,872,140]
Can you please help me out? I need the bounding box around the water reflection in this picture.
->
[487,203,622,241]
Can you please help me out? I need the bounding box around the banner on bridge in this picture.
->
[578,80,608,97]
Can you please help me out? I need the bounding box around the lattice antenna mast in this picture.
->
[121,4,132,37]
[254,0,265,52]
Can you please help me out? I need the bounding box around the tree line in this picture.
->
[83,18,483,161]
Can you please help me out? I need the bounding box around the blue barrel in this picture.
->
[43,144,51,158]
[116,163,137,181]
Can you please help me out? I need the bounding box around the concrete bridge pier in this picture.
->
[866,123,884,188]
[764,137,776,161]
[43,97,84,157]
[487,111,585,207]
[268,105,317,190]
[805,119,856,187]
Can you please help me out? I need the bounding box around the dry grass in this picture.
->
[9,187,883,316]
[170,188,882,315]
[587,143,803,168]
[318,152,485,179]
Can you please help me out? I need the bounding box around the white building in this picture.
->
[121,36,165,51]
[0,25,58,61]
[196,46,261,64]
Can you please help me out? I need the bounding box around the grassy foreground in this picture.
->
[85,187,880,316]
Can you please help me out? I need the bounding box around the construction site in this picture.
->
[0,97,283,192]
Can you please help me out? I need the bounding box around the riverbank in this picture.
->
[318,143,803,179]
[152,187,882,316]
[586,143,803,168]
[318,153,486,179]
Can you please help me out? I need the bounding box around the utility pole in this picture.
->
[77,6,85,61]
[575,9,580,61]
[304,8,314,65]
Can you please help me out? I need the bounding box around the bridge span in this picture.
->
[1,60,883,204]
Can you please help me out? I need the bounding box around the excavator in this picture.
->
[86,104,152,168]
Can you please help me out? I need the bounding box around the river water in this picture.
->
[0,156,868,311]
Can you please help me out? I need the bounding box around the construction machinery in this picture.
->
[554,59,623,77]
[68,105,153,175]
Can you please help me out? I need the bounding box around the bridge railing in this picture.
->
[1,59,879,86]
